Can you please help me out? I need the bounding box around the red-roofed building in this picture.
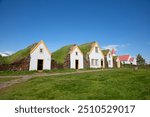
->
[111,48,116,56]
[118,55,137,65]
[129,57,134,62]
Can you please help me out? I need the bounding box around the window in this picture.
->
[95,59,99,66]
[109,60,111,65]
[91,59,99,66]
[95,47,98,53]
[40,48,43,53]
[91,59,95,66]
[75,52,78,56]
[109,54,111,58]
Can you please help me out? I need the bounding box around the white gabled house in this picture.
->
[0,40,51,71]
[52,44,83,69]
[102,49,113,68]
[79,42,105,68]
[110,48,120,68]
[29,40,51,71]
[70,45,84,69]
[115,57,121,68]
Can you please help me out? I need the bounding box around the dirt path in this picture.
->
[0,69,106,89]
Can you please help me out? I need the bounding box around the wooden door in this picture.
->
[37,59,43,70]
[75,60,79,69]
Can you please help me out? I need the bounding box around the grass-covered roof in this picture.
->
[0,43,37,65]
[79,42,95,55]
[113,56,118,61]
[52,44,74,64]
[102,49,110,56]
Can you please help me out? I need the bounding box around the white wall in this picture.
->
[132,58,137,65]
[106,51,113,68]
[89,43,104,68]
[70,47,83,69]
[121,61,130,64]
[116,58,121,68]
[29,43,51,70]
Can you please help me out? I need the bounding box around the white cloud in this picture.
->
[102,43,130,51]
[102,44,119,50]
[119,43,131,48]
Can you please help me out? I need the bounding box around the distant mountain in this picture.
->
[0,52,13,57]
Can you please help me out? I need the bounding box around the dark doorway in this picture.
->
[75,60,79,69]
[37,59,43,70]
[101,60,103,68]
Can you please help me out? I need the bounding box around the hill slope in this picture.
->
[52,44,74,64]
[0,43,37,65]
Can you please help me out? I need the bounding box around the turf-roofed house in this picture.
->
[102,49,113,68]
[52,44,84,69]
[79,42,105,68]
[0,40,51,71]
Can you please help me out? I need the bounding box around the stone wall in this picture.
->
[51,59,63,69]
[0,56,30,71]
[63,54,70,69]
[83,56,90,68]
[51,54,70,69]
[104,56,108,68]
[113,58,117,68]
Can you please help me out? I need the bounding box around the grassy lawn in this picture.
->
[0,69,74,76]
[0,69,88,76]
[0,70,37,76]
[0,68,99,76]
[0,68,150,100]
[0,78,20,83]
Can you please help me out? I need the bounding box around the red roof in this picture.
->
[129,57,134,62]
[111,48,116,55]
[118,55,130,61]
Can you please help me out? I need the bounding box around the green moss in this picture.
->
[113,56,118,61]
[0,43,37,65]
[52,45,74,64]
[78,42,92,55]
[102,49,109,56]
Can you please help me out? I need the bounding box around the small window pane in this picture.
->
[95,47,98,53]
[40,48,43,53]
[76,52,78,55]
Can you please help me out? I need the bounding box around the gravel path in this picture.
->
[0,69,105,89]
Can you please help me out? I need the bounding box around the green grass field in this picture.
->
[0,69,78,76]
[0,77,19,83]
[0,68,150,100]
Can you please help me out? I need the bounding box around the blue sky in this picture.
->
[0,0,150,62]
